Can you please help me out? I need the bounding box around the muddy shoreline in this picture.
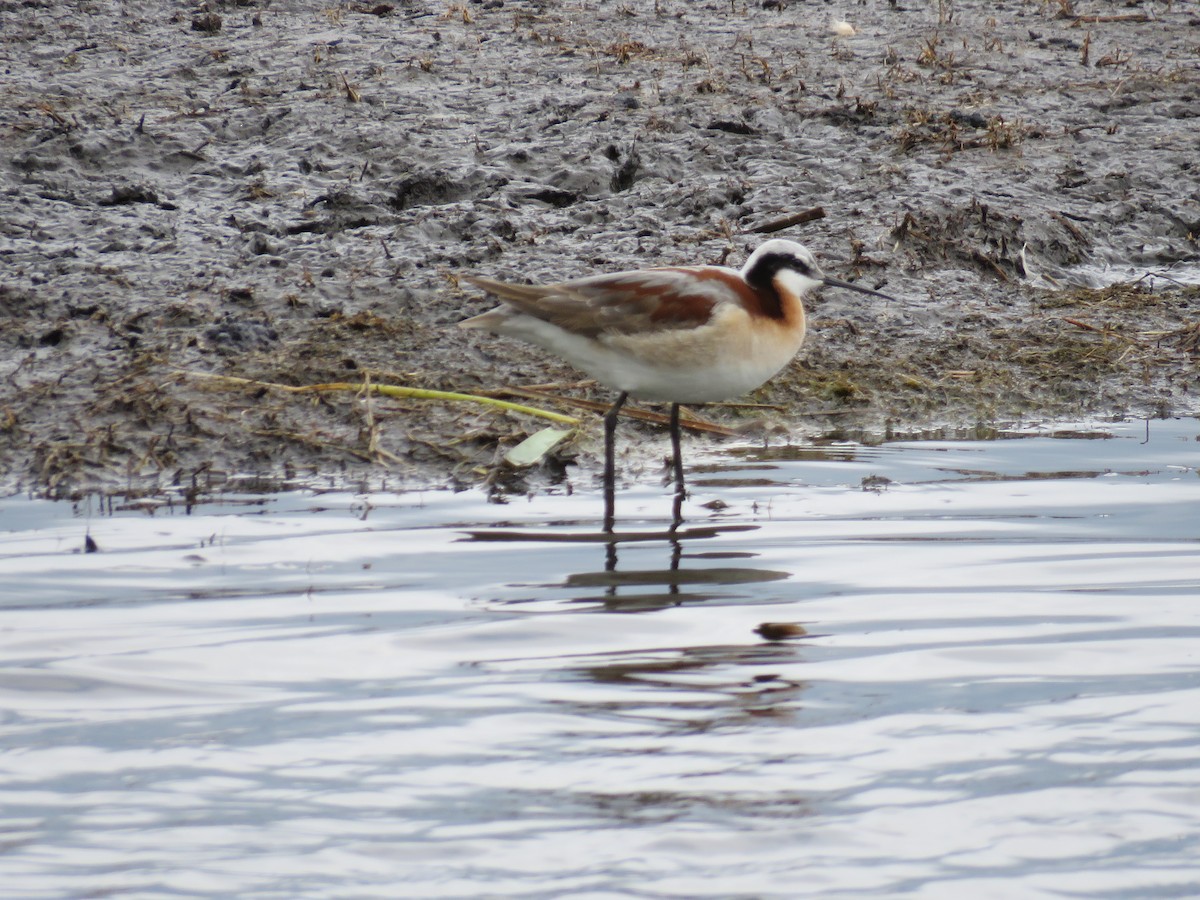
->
[2,0,1198,499]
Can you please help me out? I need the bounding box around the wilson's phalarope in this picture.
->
[460,239,892,531]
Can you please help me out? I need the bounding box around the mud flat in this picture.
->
[1,0,1198,498]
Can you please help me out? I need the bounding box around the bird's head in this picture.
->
[741,239,893,300]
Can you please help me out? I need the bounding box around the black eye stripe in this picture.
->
[747,252,812,285]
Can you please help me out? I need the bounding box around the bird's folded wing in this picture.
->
[462,271,718,337]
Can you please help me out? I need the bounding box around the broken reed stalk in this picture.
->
[179,371,581,425]
[748,206,827,234]
[1061,318,1144,345]
[1071,13,1150,25]
[179,372,742,437]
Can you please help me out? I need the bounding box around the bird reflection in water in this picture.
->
[465,522,811,725]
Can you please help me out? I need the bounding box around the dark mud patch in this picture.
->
[1,0,1198,498]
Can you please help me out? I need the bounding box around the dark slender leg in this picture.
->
[669,402,685,531]
[603,392,628,534]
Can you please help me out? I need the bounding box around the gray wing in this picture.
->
[461,269,723,337]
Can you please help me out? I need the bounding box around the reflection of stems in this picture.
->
[602,533,684,598]
[605,539,618,576]
[669,538,682,598]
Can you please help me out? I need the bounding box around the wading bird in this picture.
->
[459,239,892,531]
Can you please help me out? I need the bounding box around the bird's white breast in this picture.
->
[487,302,806,404]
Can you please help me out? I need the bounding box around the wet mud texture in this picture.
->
[2,0,1199,497]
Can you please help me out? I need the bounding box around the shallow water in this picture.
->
[1,418,1198,898]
